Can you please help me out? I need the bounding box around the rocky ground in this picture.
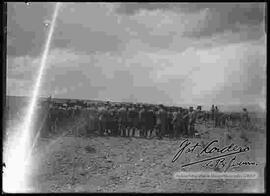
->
[23,120,266,193]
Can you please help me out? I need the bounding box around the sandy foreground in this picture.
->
[20,122,266,193]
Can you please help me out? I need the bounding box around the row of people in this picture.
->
[97,105,200,139]
[39,98,250,138]
[42,102,202,139]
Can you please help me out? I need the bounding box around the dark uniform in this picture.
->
[167,111,174,138]
[225,114,233,133]
[98,107,108,136]
[50,107,59,135]
[110,109,119,136]
[172,111,183,138]
[87,107,98,134]
[218,113,227,128]
[139,108,147,137]
[145,109,156,137]
[241,108,250,129]
[79,108,89,135]
[41,100,53,137]
[214,106,219,127]
[156,108,167,139]
[106,109,113,135]
[118,107,128,136]
[188,109,197,137]
[182,110,189,136]
[211,105,215,121]
[127,107,139,137]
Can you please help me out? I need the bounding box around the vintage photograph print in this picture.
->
[3,2,266,193]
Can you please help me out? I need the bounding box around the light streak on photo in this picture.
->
[3,3,61,193]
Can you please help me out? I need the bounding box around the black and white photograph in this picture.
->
[2,2,267,193]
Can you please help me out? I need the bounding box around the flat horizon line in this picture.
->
[5,94,265,108]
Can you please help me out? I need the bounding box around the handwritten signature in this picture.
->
[172,139,257,171]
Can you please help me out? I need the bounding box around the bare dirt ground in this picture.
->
[24,120,266,193]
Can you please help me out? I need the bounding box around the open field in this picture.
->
[3,96,266,193]
[23,122,265,193]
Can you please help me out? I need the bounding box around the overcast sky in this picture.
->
[6,2,266,107]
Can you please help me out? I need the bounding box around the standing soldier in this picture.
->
[92,105,99,133]
[53,106,60,134]
[139,106,147,137]
[155,107,161,139]
[196,106,202,118]
[214,106,219,127]
[104,105,111,135]
[146,108,156,138]
[241,108,250,129]
[219,113,228,128]
[172,109,184,138]
[133,106,140,137]
[118,106,128,137]
[167,110,174,138]
[171,110,178,138]
[211,105,215,121]
[71,106,75,121]
[156,105,167,139]
[111,107,119,136]
[225,114,233,135]
[127,106,132,137]
[41,97,53,137]
[106,107,113,135]
[239,108,250,142]
[127,106,139,137]
[98,106,106,136]
[80,107,89,136]
[182,109,189,136]
[86,106,93,135]
[187,107,197,137]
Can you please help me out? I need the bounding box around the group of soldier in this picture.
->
[209,104,251,129]
[95,104,202,139]
[41,99,205,139]
[39,98,250,139]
